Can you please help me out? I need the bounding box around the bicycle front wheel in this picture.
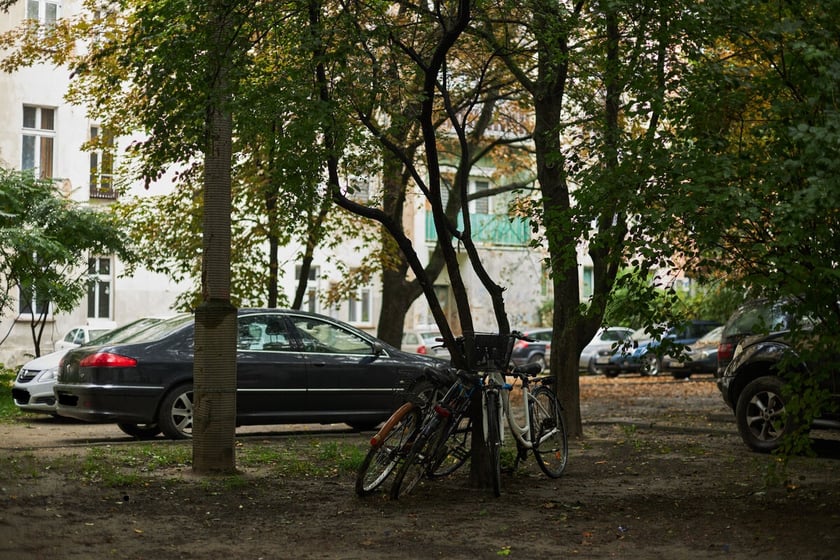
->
[530,386,568,478]
[389,417,447,500]
[355,403,421,497]
[485,391,502,497]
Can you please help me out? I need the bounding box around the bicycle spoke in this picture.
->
[355,404,421,496]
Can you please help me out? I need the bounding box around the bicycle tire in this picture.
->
[530,386,568,478]
[389,416,447,500]
[429,416,472,478]
[485,390,503,497]
[355,402,421,497]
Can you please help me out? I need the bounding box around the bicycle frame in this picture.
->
[488,367,559,451]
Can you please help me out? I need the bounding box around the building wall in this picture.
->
[0,2,185,366]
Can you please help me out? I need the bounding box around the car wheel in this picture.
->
[587,357,601,375]
[735,376,794,453]
[158,384,194,440]
[117,422,161,439]
[528,354,546,371]
[640,354,661,376]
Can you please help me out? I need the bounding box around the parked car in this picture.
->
[54,309,449,439]
[401,327,450,359]
[579,326,635,374]
[12,317,169,415]
[598,320,722,377]
[716,299,792,376]
[509,327,552,369]
[715,299,840,452]
[663,325,724,379]
[54,321,117,351]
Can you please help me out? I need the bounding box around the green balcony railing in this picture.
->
[425,212,532,246]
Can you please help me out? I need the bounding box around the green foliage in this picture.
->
[0,365,19,420]
[0,169,133,353]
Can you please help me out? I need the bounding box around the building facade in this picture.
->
[0,1,596,366]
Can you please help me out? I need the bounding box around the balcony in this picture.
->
[425,212,531,247]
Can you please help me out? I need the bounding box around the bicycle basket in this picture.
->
[455,333,514,371]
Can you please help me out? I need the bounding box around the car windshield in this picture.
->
[419,332,442,344]
[92,313,193,345]
[724,301,790,337]
[86,317,170,346]
[695,325,724,345]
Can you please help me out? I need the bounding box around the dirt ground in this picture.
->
[1,375,839,559]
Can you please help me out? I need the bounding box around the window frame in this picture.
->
[22,105,56,180]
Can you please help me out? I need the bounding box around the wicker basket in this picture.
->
[454,333,515,371]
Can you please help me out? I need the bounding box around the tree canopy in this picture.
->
[0,169,133,356]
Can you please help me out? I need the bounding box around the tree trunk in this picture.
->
[192,0,238,475]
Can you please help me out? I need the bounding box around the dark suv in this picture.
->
[716,299,840,452]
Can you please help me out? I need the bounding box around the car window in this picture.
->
[66,329,81,344]
[533,331,552,342]
[237,314,294,351]
[289,316,373,355]
[88,328,110,341]
[87,317,165,346]
[402,333,418,345]
[724,301,790,337]
[98,313,193,344]
[695,325,724,345]
[602,330,625,342]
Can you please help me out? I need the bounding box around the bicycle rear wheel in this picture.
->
[530,386,568,478]
[355,403,421,497]
[485,391,503,497]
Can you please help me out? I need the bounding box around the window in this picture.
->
[26,0,59,25]
[288,315,372,355]
[22,106,55,179]
[348,177,371,203]
[471,180,491,214]
[89,126,116,199]
[295,265,320,313]
[18,279,50,317]
[348,286,371,324]
[582,266,594,300]
[87,256,112,320]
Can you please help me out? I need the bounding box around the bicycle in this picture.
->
[486,361,568,489]
[388,367,479,499]
[389,331,568,498]
[355,367,457,497]
[389,332,522,498]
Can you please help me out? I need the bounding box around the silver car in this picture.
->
[12,317,168,415]
[579,326,635,374]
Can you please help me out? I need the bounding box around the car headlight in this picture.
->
[35,366,59,383]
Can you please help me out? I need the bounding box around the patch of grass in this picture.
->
[0,366,21,420]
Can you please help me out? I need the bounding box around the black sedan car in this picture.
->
[54,309,448,439]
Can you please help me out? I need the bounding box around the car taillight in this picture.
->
[717,342,734,363]
[79,353,138,368]
[513,340,528,350]
[417,346,428,354]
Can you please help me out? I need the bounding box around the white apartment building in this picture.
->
[0,1,596,366]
